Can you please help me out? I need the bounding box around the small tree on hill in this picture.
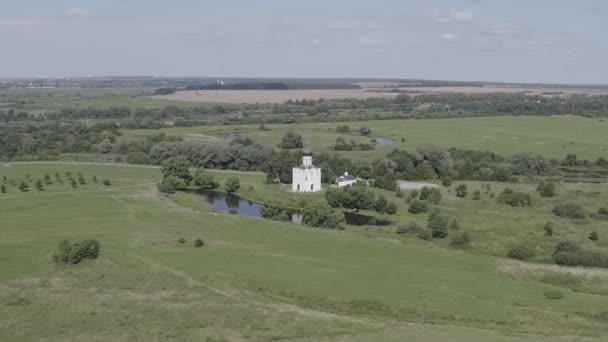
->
[0,184,6,193]
[194,169,219,189]
[161,156,192,185]
[43,174,52,184]
[19,181,29,192]
[589,231,599,241]
[278,131,303,149]
[35,180,44,191]
[544,221,554,236]
[78,175,86,185]
[70,179,78,188]
[224,177,240,193]
[455,184,468,198]
[103,179,111,186]
[359,127,371,136]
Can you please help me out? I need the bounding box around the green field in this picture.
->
[2,163,608,341]
[123,116,608,160]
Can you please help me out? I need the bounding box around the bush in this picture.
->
[455,184,467,198]
[103,179,111,186]
[19,181,29,192]
[507,245,535,260]
[498,188,532,207]
[53,239,100,264]
[537,180,556,197]
[552,241,608,268]
[384,202,398,215]
[224,177,240,193]
[472,190,481,200]
[157,181,175,194]
[449,232,471,248]
[396,221,424,235]
[278,131,303,149]
[419,187,441,204]
[177,238,186,244]
[544,221,554,236]
[428,211,449,239]
[552,203,586,219]
[194,238,204,247]
[590,207,608,221]
[35,180,44,191]
[589,231,599,241]
[194,169,220,189]
[544,290,564,300]
[408,200,428,214]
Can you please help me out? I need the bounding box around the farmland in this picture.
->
[123,115,608,160]
[2,163,608,341]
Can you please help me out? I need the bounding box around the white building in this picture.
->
[292,150,322,192]
[335,172,357,187]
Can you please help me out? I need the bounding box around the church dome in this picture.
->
[303,149,313,156]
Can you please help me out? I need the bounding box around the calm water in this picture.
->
[214,132,238,141]
[374,137,395,147]
[189,190,392,226]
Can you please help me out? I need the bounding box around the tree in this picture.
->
[278,131,303,149]
[19,181,29,192]
[53,239,100,264]
[103,179,111,186]
[0,184,6,193]
[374,195,389,213]
[157,180,175,194]
[43,174,52,184]
[450,232,471,248]
[325,186,375,212]
[194,239,205,247]
[161,156,192,185]
[455,184,468,198]
[408,200,428,214]
[70,179,78,188]
[35,179,44,191]
[78,175,86,185]
[472,190,481,200]
[589,231,599,241]
[359,127,371,136]
[194,169,219,189]
[385,202,398,215]
[544,221,554,236]
[507,245,535,260]
[99,139,112,153]
[552,203,586,219]
[537,180,556,197]
[428,211,449,238]
[224,177,240,193]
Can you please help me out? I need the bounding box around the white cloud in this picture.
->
[441,32,457,41]
[355,36,392,47]
[433,10,473,24]
[64,8,94,18]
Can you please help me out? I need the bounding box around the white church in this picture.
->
[292,149,322,192]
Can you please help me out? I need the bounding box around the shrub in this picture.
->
[278,131,303,149]
[537,180,556,197]
[103,179,111,186]
[19,181,29,192]
[0,184,5,193]
[374,196,388,213]
[590,207,608,221]
[78,175,86,185]
[157,181,175,194]
[417,229,432,241]
[70,179,78,188]
[194,169,220,189]
[544,290,564,300]
[396,221,424,235]
[589,231,599,241]
[455,184,467,198]
[472,190,481,200]
[441,177,452,187]
[53,239,101,264]
[552,241,608,268]
[428,212,449,239]
[552,203,586,219]
[420,187,441,204]
[177,238,186,244]
[499,188,532,207]
[384,202,398,215]
[544,221,554,236]
[408,200,428,214]
[35,180,44,191]
[450,232,471,248]
[224,177,240,193]
[507,245,535,260]
[194,238,204,247]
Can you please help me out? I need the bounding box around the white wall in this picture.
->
[292,167,322,192]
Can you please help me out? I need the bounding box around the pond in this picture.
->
[374,137,395,147]
[188,190,393,227]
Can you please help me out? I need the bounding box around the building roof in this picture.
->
[302,149,313,156]
[336,174,357,182]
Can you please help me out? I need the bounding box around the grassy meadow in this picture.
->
[2,163,608,341]
[123,115,608,160]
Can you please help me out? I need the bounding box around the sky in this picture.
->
[1,0,607,84]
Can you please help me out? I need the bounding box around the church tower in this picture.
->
[292,149,322,192]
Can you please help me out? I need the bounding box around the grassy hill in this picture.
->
[1,163,608,341]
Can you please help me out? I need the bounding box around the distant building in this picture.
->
[292,149,322,192]
[335,172,357,187]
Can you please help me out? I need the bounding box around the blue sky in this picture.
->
[1,0,607,83]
